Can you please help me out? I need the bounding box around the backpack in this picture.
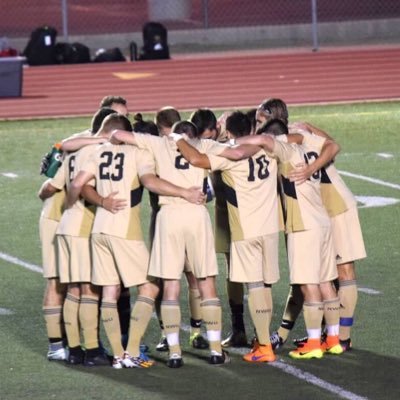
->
[93,47,125,63]
[55,42,91,64]
[23,26,57,66]
[139,22,170,60]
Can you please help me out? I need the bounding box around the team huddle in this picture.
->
[38,95,366,369]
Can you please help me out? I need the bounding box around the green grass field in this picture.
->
[0,102,399,400]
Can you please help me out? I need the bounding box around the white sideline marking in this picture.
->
[0,308,13,315]
[0,252,42,273]
[358,287,381,295]
[1,172,18,178]
[338,170,400,190]
[376,153,393,159]
[355,196,400,208]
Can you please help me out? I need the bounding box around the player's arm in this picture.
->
[38,179,60,200]
[110,129,138,146]
[81,185,127,214]
[171,135,212,169]
[66,170,94,209]
[140,174,206,205]
[61,135,106,152]
[234,133,275,152]
[219,144,259,161]
[287,136,341,184]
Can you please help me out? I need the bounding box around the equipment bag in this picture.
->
[139,21,170,60]
[23,26,57,66]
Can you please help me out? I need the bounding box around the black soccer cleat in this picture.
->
[156,336,169,352]
[190,333,210,350]
[167,353,184,368]
[84,348,111,367]
[209,350,231,366]
[66,346,85,365]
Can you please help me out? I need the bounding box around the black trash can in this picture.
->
[0,57,25,97]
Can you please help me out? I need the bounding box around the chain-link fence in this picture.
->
[2,0,400,52]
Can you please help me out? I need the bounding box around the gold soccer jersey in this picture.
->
[273,140,331,233]
[56,145,97,237]
[81,143,154,240]
[207,150,279,241]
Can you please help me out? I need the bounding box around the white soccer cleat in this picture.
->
[47,347,68,361]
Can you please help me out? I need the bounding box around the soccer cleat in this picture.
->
[209,350,231,365]
[167,353,184,368]
[289,339,323,359]
[112,356,124,369]
[221,331,248,348]
[66,346,85,365]
[156,336,169,352]
[322,335,343,355]
[294,331,327,348]
[243,343,276,363]
[190,333,209,349]
[47,346,68,361]
[340,338,352,352]
[84,349,111,367]
[270,331,285,350]
[140,343,150,353]
[120,352,154,368]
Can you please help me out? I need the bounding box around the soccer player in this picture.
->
[257,99,366,352]
[235,121,343,359]
[152,107,210,353]
[67,113,205,368]
[173,111,280,362]
[111,121,238,368]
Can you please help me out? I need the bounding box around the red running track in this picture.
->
[1,46,400,120]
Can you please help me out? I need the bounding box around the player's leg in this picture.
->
[185,270,209,349]
[63,283,84,364]
[154,280,169,351]
[118,285,131,348]
[337,262,357,351]
[124,281,158,367]
[161,279,183,368]
[197,276,230,365]
[43,278,67,360]
[222,254,248,348]
[289,284,324,359]
[243,282,276,362]
[271,284,304,349]
[101,284,125,367]
[80,283,109,366]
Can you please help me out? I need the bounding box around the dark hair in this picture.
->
[189,108,217,137]
[101,114,133,133]
[155,107,181,129]
[258,98,289,126]
[226,111,252,138]
[245,108,257,134]
[256,118,289,136]
[132,113,159,136]
[172,120,198,138]
[91,107,117,134]
[99,95,127,108]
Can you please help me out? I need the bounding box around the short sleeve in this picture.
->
[136,148,156,177]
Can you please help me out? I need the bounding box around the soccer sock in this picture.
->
[161,300,181,356]
[247,283,271,346]
[117,289,131,337]
[324,297,340,337]
[277,285,304,341]
[63,293,81,348]
[79,295,99,350]
[101,298,124,357]
[126,296,155,358]
[338,279,358,340]
[155,287,164,336]
[303,301,324,342]
[227,280,245,332]
[43,305,63,342]
[201,298,222,354]
[188,288,202,336]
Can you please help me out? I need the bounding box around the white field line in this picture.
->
[0,251,42,273]
[0,307,14,315]
[358,287,381,295]
[338,170,400,190]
